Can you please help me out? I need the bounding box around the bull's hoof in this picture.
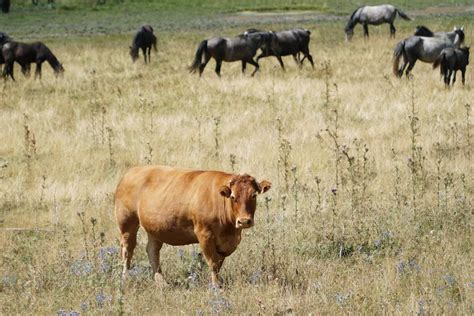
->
[154,272,168,287]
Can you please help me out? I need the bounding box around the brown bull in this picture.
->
[114,165,271,286]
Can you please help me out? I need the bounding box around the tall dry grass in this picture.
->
[0,20,473,314]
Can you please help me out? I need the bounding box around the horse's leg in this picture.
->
[276,55,285,71]
[363,23,369,38]
[21,63,30,77]
[215,59,222,77]
[292,54,299,65]
[199,53,211,77]
[390,23,396,38]
[142,47,147,63]
[241,61,247,74]
[301,48,315,69]
[405,60,416,78]
[247,58,260,77]
[35,62,42,80]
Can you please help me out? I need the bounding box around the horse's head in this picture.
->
[246,31,273,51]
[462,46,470,65]
[344,22,354,41]
[54,63,65,76]
[129,46,139,62]
[453,27,465,47]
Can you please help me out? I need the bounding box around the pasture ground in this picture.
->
[1,1,473,314]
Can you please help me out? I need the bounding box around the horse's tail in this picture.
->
[393,40,405,77]
[396,8,412,21]
[152,35,157,52]
[189,40,207,73]
[433,52,446,76]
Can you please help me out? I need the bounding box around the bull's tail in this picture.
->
[393,40,405,77]
[396,8,412,21]
[433,52,446,76]
[189,40,207,73]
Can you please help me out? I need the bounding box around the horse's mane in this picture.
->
[414,25,434,36]
[349,6,363,21]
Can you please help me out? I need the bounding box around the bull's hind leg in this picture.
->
[115,204,140,277]
[461,69,466,85]
[146,234,166,285]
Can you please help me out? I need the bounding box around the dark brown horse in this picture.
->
[0,33,31,78]
[130,25,157,63]
[2,41,64,80]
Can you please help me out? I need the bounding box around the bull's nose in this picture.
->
[237,218,253,228]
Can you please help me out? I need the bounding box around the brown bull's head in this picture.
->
[220,174,271,229]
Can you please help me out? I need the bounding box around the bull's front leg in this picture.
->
[195,227,225,287]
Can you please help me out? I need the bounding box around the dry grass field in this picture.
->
[0,3,473,314]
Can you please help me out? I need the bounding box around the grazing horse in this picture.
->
[393,28,464,78]
[433,47,470,86]
[252,28,314,70]
[345,4,411,41]
[130,25,157,63]
[189,31,272,77]
[2,41,64,80]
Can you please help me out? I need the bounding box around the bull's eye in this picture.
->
[251,193,257,199]
[230,194,236,201]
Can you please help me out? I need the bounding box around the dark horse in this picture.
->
[393,28,464,78]
[2,41,64,80]
[415,25,465,38]
[433,47,470,86]
[345,4,411,41]
[1,0,11,13]
[0,33,32,77]
[189,31,272,77]
[250,28,314,70]
[130,25,157,63]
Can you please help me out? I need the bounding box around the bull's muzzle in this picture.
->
[236,218,253,229]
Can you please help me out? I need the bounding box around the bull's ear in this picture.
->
[259,180,272,194]
[219,186,231,198]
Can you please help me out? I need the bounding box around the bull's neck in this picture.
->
[219,196,237,229]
